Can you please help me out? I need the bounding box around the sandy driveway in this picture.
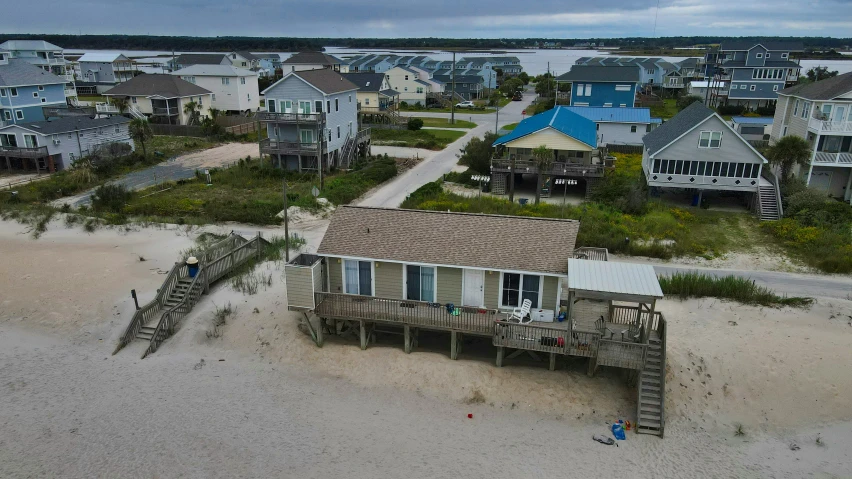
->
[54,142,259,209]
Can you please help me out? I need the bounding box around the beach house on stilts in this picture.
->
[285,206,668,436]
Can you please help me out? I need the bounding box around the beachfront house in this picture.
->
[103,74,212,125]
[385,66,430,106]
[0,56,69,126]
[282,52,343,73]
[642,102,779,219]
[562,106,660,147]
[490,106,605,199]
[704,41,804,109]
[0,116,133,173]
[77,53,135,94]
[285,206,668,436]
[0,40,76,104]
[769,72,852,201]
[556,66,641,108]
[172,65,259,114]
[259,68,371,171]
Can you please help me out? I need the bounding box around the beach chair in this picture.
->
[509,299,532,324]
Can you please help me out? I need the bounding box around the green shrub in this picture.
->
[407,118,424,131]
[91,184,132,213]
[659,272,812,307]
[717,105,745,116]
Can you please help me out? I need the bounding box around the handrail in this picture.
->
[113,261,181,354]
[657,316,667,436]
[772,171,784,218]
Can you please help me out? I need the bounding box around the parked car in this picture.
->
[512,91,523,101]
[455,101,475,108]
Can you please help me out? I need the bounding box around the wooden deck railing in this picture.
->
[141,235,268,358]
[314,292,502,335]
[490,158,606,177]
[113,261,183,354]
[493,321,603,357]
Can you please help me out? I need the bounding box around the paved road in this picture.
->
[356,92,535,208]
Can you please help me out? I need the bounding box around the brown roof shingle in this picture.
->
[293,69,358,94]
[317,207,580,275]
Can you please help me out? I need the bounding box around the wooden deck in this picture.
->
[311,292,663,371]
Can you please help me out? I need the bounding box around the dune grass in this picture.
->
[658,272,812,307]
[372,128,465,150]
[412,117,477,129]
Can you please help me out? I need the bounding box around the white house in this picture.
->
[562,106,660,146]
[385,66,430,106]
[688,80,726,102]
[282,52,343,73]
[104,74,212,125]
[172,65,259,113]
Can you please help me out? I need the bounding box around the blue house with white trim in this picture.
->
[490,106,605,198]
[556,66,641,108]
[0,54,68,126]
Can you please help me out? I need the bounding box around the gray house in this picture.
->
[171,54,231,71]
[77,53,135,93]
[642,102,780,220]
[0,116,133,172]
[260,68,370,171]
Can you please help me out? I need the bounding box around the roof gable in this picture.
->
[318,207,580,275]
[642,102,715,155]
[0,59,66,87]
[102,73,211,98]
[557,65,641,83]
[263,69,358,95]
[493,107,597,148]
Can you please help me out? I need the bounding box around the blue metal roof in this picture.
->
[731,116,774,125]
[492,107,597,148]
[562,106,652,124]
[650,118,663,124]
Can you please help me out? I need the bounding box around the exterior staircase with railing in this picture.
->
[113,232,270,358]
[636,324,666,436]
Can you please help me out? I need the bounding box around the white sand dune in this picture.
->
[1,218,851,478]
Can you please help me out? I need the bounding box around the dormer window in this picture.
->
[698,131,722,149]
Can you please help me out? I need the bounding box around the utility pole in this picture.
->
[318,118,324,189]
[283,180,290,262]
[450,51,456,125]
[494,100,499,134]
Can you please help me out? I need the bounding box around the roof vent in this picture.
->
[366,82,370,86]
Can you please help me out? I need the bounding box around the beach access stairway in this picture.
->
[113,232,270,359]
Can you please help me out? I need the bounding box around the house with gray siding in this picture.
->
[705,41,803,109]
[770,72,852,202]
[0,56,68,126]
[78,53,136,93]
[260,68,370,171]
[0,40,76,104]
[282,51,343,73]
[643,102,779,219]
[0,115,133,172]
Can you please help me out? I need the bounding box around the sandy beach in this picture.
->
[1,217,851,478]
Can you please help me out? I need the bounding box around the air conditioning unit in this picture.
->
[53,139,61,145]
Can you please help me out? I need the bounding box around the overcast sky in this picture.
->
[4,0,852,38]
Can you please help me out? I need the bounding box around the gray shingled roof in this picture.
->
[557,65,641,83]
[379,89,399,97]
[341,72,386,92]
[723,60,800,68]
[2,115,130,135]
[642,102,715,155]
[317,206,580,275]
[292,69,358,94]
[720,41,804,52]
[175,53,229,66]
[0,40,63,51]
[103,74,211,98]
[282,51,342,65]
[0,59,67,87]
[235,51,259,61]
[779,71,852,100]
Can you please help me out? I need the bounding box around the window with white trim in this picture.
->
[773,85,778,92]
[781,53,789,59]
[756,53,763,59]
[501,272,540,308]
[630,125,637,133]
[38,85,44,91]
[615,84,631,91]
[698,131,722,148]
[343,260,372,296]
[221,78,230,85]
[240,77,246,85]
[603,102,612,107]
[750,85,756,91]
[405,265,435,302]
[4,111,12,120]
[0,89,5,97]
[15,110,24,120]
[793,99,799,116]
[10,87,18,96]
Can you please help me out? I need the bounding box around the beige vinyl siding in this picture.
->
[436,267,462,304]
[483,270,500,309]
[770,95,790,141]
[542,276,559,311]
[328,257,343,293]
[312,261,324,293]
[505,127,594,150]
[284,265,315,309]
[375,261,403,299]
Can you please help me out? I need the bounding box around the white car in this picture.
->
[455,101,475,108]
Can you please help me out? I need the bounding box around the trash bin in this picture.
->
[518,198,529,206]
[691,194,700,206]
[186,256,199,278]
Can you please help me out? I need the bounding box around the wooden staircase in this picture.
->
[636,335,665,436]
[134,278,192,341]
[491,172,507,195]
[758,184,781,221]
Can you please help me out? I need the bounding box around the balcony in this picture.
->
[808,117,852,135]
[257,111,325,123]
[813,151,852,165]
[491,158,606,177]
[64,87,77,97]
[0,145,49,158]
[152,106,181,117]
[260,138,326,155]
[95,102,120,114]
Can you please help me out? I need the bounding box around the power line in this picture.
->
[652,0,661,38]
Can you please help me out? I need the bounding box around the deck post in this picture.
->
[359,320,367,350]
[450,331,459,360]
[587,356,598,377]
[496,346,504,367]
[316,317,325,347]
[549,352,557,371]
[404,324,413,353]
[203,265,210,294]
[255,231,262,258]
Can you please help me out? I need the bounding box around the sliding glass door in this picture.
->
[406,265,435,302]
[344,260,372,296]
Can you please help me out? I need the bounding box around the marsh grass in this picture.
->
[659,272,812,307]
[206,302,234,339]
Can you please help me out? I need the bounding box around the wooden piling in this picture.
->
[359,320,367,350]
[496,346,504,367]
[587,357,598,377]
[404,325,412,353]
[316,317,325,347]
[549,352,557,371]
[450,331,459,360]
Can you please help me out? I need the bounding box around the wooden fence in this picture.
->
[150,117,257,138]
[606,144,644,154]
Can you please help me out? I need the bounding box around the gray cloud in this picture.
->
[2,0,851,38]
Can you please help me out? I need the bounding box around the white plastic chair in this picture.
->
[509,299,533,324]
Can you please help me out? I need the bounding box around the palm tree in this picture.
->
[208,108,221,120]
[183,101,201,125]
[128,118,153,158]
[765,136,812,183]
[112,97,129,115]
[532,145,553,205]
